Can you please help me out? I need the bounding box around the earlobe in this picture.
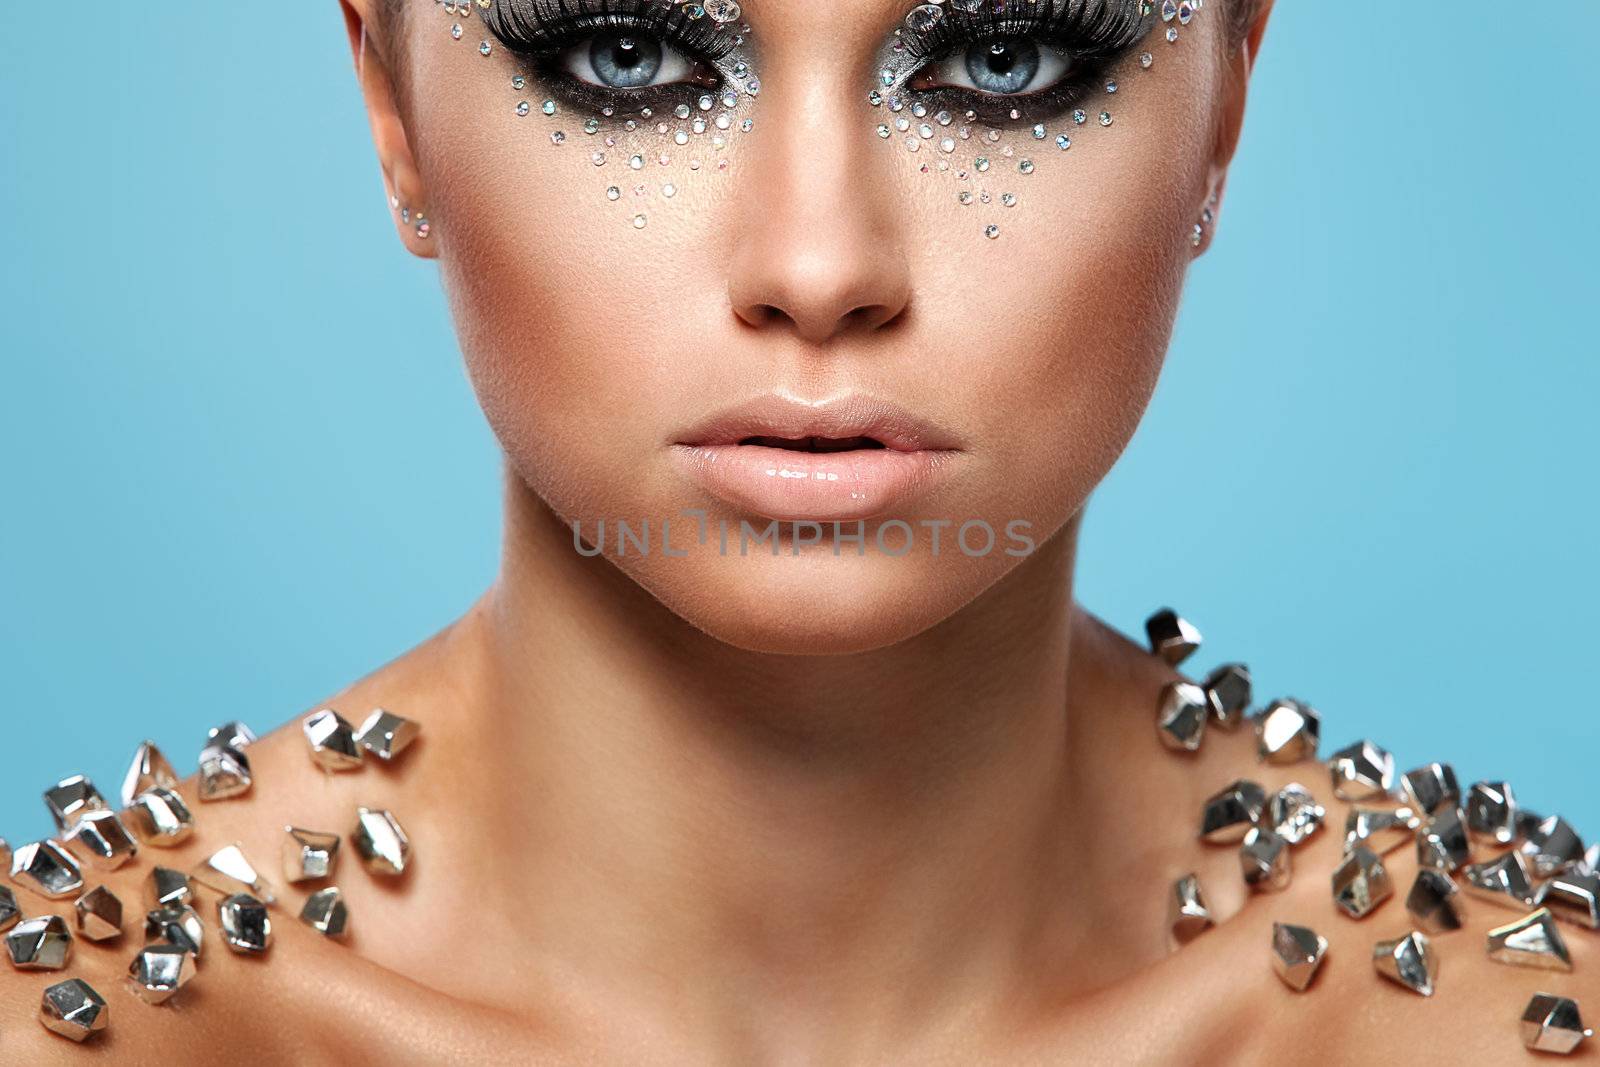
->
[340,0,438,260]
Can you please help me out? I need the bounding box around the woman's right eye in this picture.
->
[913,38,1074,97]
[557,30,699,89]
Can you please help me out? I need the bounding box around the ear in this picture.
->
[1193,0,1275,256]
[340,0,436,259]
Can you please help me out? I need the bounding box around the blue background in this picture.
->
[1,6,1594,842]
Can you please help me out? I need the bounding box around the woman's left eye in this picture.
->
[558,30,700,89]
[913,38,1073,97]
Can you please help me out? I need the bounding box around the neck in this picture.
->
[453,474,1150,1051]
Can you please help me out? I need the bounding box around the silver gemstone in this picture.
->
[0,885,19,932]
[354,708,421,762]
[9,840,85,900]
[1415,806,1470,873]
[300,886,350,939]
[1519,815,1586,879]
[1267,783,1325,845]
[207,720,258,750]
[1200,663,1250,729]
[6,914,73,970]
[1343,804,1419,856]
[703,0,741,21]
[127,942,196,1004]
[1327,739,1394,801]
[1464,851,1540,910]
[74,885,123,941]
[145,905,204,959]
[1487,907,1572,971]
[903,3,943,31]
[1144,607,1202,665]
[63,809,139,871]
[1398,762,1460,818]
[198,741,253,801]
[1240,827,1291,891]
[304,708,364,771]
[39,978,108,1042]
[120,740,179,808]
[1521,993,1593,1055]
[219,893,273,954]
[1405,868,1465,933]
[1332,844,1393,919]
[1372,930,1437,996]
[354,808,412,875]
[1199,779,1267,843]
[193,843,277,904]
[1270,922,1327,992]
[1465,780,1518,844]
[43,775,108,833]
[150,866,192,909]
[1583,843,1600,877]
[1535,866,1600,929]
[125,787,196,847]
[1156,681,1208,752]
[284,826,342,883]
[1254,699,1320,764]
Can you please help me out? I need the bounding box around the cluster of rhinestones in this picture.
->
[1150,606,1596,1054]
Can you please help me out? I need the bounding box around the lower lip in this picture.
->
[672,444,957,521]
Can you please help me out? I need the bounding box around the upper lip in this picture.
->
[673,393,962,454]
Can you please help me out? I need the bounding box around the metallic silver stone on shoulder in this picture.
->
[6,914,73,970]
[1156,681,1208,752]
[1465,780,1518,844]
[1398,762,1460,819]
[1327,740,1393,801]
[1271,922,1327,992]
[1487,907,1572,972]
[74,885,123,941]
[1200,663,1250,730]
[1536,866,1600,929]
[1199,779,1267,843]
[1254,699,1320,764]
[301,886,350,938]
[219,893,273,954]
[1268,783,1325,845]
[1241,827,1291,891]
[9,840,85,900]
[304,709,364,771]
[128,943,196,1004]
[63,809,139,871]
[193,843,277,904]
[1583,843,1600,877]
[1144,607,1201,665]
[1464,851,1540,910]
[126,787,196,847]
[1519,815,1586,879]
[1332,844,1393,919]
[355,708,421,761]
[120,740,179,808]
[1372,930,1437,997]
[0,885,19,932]
[198,740,253,801]
[150,866,192,909]
[145,905,204,959]
[284,826,342,883]
[207,720,258,750]
[1521,993,1593,1055]
[44,775,109,833]
[1343,805,1420,856]
[1405,868,1465,933]
[39,978,108,1042]
[1416,807,1470,873]
[354,808,412,875]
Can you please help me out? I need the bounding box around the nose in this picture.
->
[726,83,911,345]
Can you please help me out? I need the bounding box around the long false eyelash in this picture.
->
[485,0,740,64]
[899,0,1151,62]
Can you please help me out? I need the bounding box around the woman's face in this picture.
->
[370,0,1246,654]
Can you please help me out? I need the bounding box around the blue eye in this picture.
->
[924,38,1072,96]
[560,30,697,89]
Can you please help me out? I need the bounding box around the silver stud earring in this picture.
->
[392,198,432,241]
[1191,194,1218,248]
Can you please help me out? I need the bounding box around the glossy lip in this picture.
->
[671,393,965,522]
